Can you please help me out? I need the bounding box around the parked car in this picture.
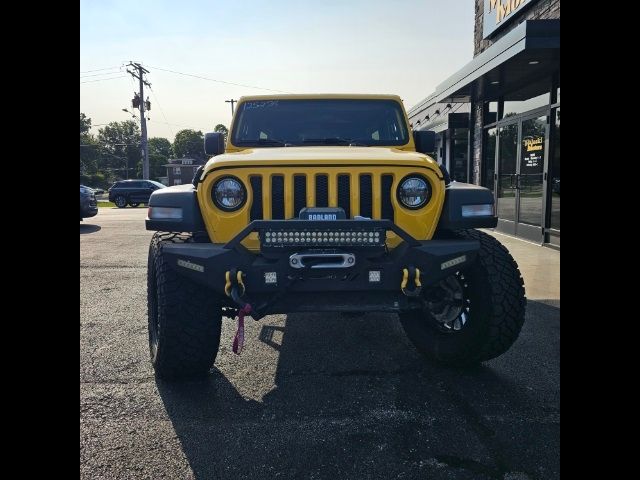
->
[108,179,166,208]
[80,185,98,220]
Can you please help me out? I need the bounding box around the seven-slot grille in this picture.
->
[248,173,395,221]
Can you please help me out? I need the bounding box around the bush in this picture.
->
[80,172,113,190]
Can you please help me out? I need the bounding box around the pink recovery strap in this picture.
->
[232,304,252,355]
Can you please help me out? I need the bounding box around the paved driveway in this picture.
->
[81,208,559,480]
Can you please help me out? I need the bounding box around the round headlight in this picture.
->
[397,176,431,209]
[212,177,246,211]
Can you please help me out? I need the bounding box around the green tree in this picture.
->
[214,124,229,143]
[143,137,172,180]
[80,113,91,135]
[172,129,205,161]
[97,121,141,179]
[80,113,99,177]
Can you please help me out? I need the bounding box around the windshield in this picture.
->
[231,99,409,147]
[148,180,166,189]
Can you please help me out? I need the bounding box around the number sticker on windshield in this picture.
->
[244,100,279,110]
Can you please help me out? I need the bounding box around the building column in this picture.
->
[471,101,483,185]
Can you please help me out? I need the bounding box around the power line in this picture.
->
[80,66,121,74]
[147,65,292,94]
[81,75,128,84]
[148,119,208,131]
[80,70,123,78]
[148,86,174,139]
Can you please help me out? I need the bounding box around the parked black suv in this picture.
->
[108,180,166,208]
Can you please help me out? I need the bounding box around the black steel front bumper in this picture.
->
[159,220,480,315]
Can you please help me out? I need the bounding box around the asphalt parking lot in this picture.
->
[80,208,559,480]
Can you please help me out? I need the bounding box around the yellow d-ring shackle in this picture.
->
[224,270,246,297]
[401,267,421,292]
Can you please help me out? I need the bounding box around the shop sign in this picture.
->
[522,135,544,169]
[483,0,534,39]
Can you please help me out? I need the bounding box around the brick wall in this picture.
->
[474,0,560,56]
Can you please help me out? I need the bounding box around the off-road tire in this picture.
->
[114,195,127,208]
[399,229,526,366]
[147,232,222,379]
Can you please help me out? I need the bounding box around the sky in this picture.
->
[80,0,475,141]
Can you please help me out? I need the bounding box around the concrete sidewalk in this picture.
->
[482,229,560,302]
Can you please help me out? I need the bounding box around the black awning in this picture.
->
[409,19,559,118]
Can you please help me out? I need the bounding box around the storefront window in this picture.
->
[434,133,444,164]
[451,128,469,182]
[502,78,550,119]
[484,101,498,125]
[550,107,560,231]
[497,123,518,222]
[503,92,549,118]
[482,128,496,191]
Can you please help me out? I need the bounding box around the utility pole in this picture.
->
[225,99,237,115]
[126,62,151,179]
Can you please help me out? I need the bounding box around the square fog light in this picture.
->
[368,270,381,283]
[264,272,277,284]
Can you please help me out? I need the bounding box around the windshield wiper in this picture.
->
[302,137,368,146]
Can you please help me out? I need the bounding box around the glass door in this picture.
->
[516,115,547,241]
[494,112,549,242]
[496,121,519,235]
[547,107,560,246]
[450,128,469,182]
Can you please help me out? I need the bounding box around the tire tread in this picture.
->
[148,232,222,379]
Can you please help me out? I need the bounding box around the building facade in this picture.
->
[163,158,205,186]
[408,0,560,247]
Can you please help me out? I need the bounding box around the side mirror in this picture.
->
[413,130,436,154]
[204,132,225,156]
[192,165,205,187]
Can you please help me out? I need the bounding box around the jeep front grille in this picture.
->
[250,176,263,220]
[248,172,395,222]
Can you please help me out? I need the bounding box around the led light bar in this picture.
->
[260,227,386,248]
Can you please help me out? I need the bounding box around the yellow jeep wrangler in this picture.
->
[146,94,525,379]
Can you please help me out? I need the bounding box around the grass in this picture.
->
[97,201,149,209]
